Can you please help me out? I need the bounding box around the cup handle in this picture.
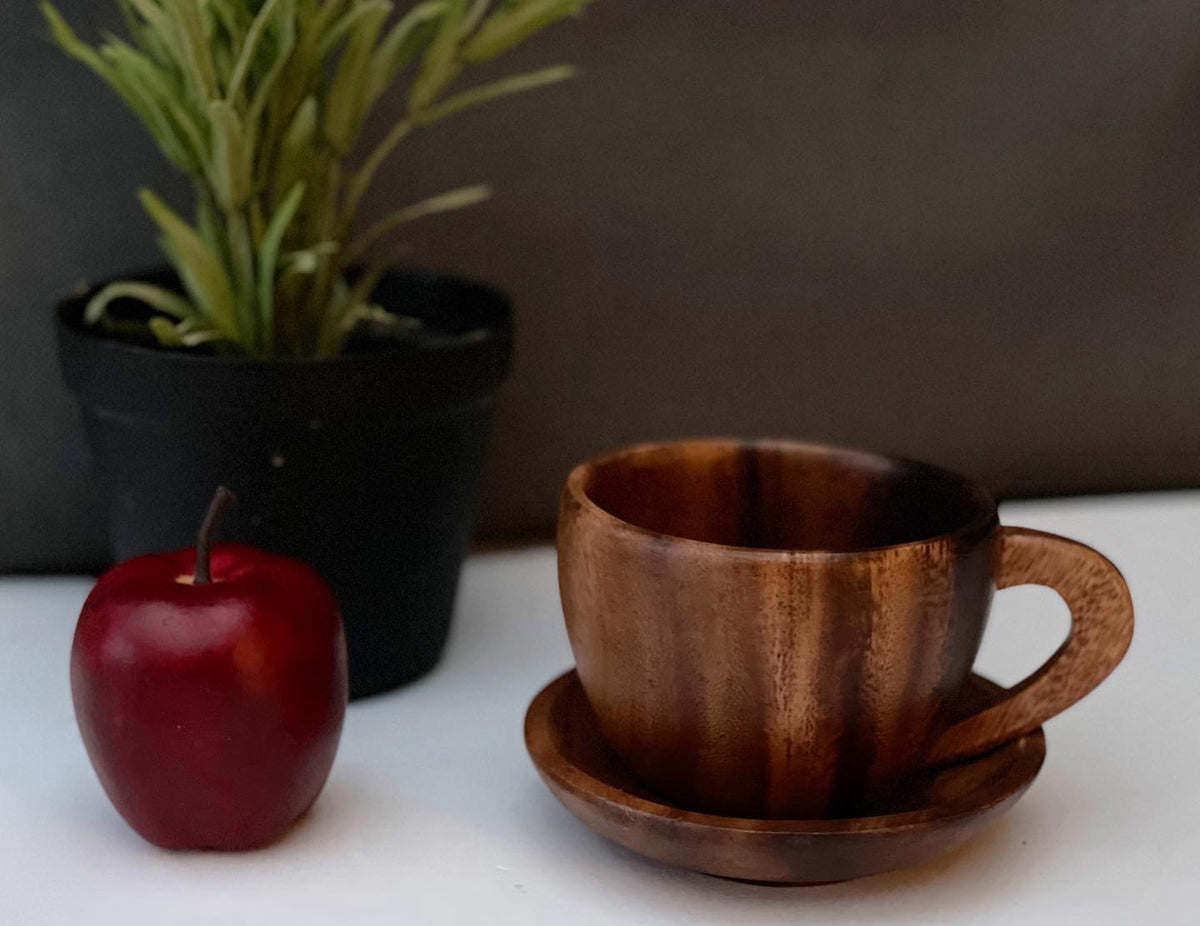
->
[927,526,1134,766]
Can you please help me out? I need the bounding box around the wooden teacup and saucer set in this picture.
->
[524,439,1135,884]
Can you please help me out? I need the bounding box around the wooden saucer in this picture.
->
[525,670,1046,884]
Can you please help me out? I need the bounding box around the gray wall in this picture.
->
[5,2,1200,569]
[3,0,186,569]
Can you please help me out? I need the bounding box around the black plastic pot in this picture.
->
[57,269,512,699]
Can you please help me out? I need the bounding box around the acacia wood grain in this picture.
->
[927,527,1134,764]
[525,670,1046,884]
[557,439,1133,819]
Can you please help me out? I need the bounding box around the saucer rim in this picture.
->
[525,669,1046,838]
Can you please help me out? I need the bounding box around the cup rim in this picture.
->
[563,437,999,560]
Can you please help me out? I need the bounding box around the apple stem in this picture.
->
[194,487,237,585]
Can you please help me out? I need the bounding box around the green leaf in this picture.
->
[246,0,297,133]
[96,42,195,170]
[337,303,422,337]
[408,0,466,116]
[179,329,225,346]
[83,280,198,326]
[344,253,398,322]
[116,0,162,59]
[319,0,390,58]
[225,0,287,103]
[147,315,185,346]
[116,0,143,39]
[343,183,491,264]
[266,0,322,123]
[280,241,338,277]
[226,212,258,350]
[274,94,318,203]
[115,0,185,78]
[99,39,208,171]
[120,0,174,38]
[208,99,251,210]
[368,1,445,98]
[421,64,574,123]
[148,316,223,348]
[212,38,234,85]
[312,276,349,358]
[158,98,209,170]
[195,195,228,263]
[338,117,411,234]
[324,0,392,152]
[206,0,248,60]
[463,0,492,32]
[306,0,355,41]
[256,181,306,354]
[139,188,238,337]
[283,93,318,149]
[162,0,218,100]
[461,0,590,63]
[41,4,121,89]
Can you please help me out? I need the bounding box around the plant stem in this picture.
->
[339,119,413,234]
[194,486,237,585]
[464,0,492,33]
[227,211,258,353]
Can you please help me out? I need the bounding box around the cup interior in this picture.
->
[576,441,994,553]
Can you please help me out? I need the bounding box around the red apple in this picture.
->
[71,488,348,850]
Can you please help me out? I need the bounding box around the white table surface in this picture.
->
[1,492,1197,924]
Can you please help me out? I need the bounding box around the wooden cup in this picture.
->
[557,439,1134,819]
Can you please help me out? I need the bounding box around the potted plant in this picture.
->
[44,0,592,698]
